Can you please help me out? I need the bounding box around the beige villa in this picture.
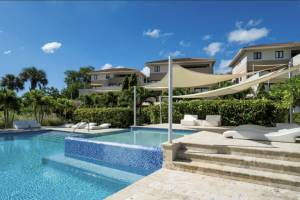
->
[79,67,146,94]
[145,57,215,83]
[230,42,300,82]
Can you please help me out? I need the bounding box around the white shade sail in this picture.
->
[173,64,300,99]
[143,64,282,90]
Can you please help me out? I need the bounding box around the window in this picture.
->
[275,51,284,59]
[253,52,262,60]
[105,74,111,79]
[154,65,160,72]
[92,75,98,80]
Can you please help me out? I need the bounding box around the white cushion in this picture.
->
[99,123,111,128]
[183,114,198,121]
[181,120,196,126]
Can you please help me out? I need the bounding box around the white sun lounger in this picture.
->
[13,120,41,129]
[223,124,300,143]
[86,123,111,130]
[71,122,87,129]
[180,114,198,126]
[197,115,221,127]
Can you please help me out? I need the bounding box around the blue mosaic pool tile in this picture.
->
[65,137,163,175]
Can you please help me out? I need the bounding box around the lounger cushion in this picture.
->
[99,123,111,128]
[71,122,87,129]
[181,114,198,126]
[224,125,300,143]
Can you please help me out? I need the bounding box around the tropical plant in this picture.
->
[22,90,55,123]
[129,73,138,88]
[42,86,61,98]
[0,89,21,128]
[19,67,48,90]
[0,74,24,91]
[269,75,300,109]
[122,76,130,90]
[64,66,94,99]
[54,98,76,120]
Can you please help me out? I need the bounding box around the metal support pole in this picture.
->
[159,96,162,124]
[133,86,137,126]
[168,56,173,144]
[288,61,293,124]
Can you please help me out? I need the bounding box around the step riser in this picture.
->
[177,153,300,176]
[168,163,300,192]
[183,144,300,162]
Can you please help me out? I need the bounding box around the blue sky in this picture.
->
[1,1,300,90]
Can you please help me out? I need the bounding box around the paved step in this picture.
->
[181,142,300,162]
[169,160,300,192]
[177,149,300,176]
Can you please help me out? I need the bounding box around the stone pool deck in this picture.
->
[106,168,300,200]
[107,127,300,199]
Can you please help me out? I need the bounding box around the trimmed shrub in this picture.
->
[41,116,65,126]
[73,107,133,128]
[142,99,287,126]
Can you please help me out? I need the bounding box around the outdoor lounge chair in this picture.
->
[71,122,87,129]
[86,123,111,130]
[223,124,300,143]
[62,123,74,128]
[13,120,41,129]
[197,115,221,127]
[180,114,198,126]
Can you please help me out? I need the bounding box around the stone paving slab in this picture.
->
[106,169,300,200]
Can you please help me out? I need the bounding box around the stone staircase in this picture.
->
[167,143,300,191]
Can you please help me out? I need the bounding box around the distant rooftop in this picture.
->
[90,67,145,76]
[145,57,215,65]
[243,42,300,49]
[230,42,300,67]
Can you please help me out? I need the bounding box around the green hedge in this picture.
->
[142,100,287,126]
[73,107,133,128]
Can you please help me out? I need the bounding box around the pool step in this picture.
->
[170,160,300,192]
[177,149,300,176]
[43,154,143,184]
[181,143,300,162]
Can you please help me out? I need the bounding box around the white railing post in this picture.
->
[288,61,293,124]
[159,96,162,124]
[133,86,137,126]
[168,56,173,144]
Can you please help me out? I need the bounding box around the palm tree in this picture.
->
[19,67,48,90]
[0,74,24,91]
[0,89,21,128]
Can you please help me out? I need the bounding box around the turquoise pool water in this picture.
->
[89,128,193,147]
[0,131,131,200]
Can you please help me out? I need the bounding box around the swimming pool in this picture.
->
[88,128,194,147]
[0,131,135,200]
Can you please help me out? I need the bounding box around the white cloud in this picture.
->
[202,34,211,40]
[247,19,262,27]
[101,63,113,70]
[164,50,184,57]
[228,27,269,44]
[179,40,191,47]
[100,63,125,70]
[203,42,222,56]
[235,21,243,29]
[216,59,232,74]
[141,67,150,77]
[3,50,12,55]
[41,42,62,54]
[143,29,173,39]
